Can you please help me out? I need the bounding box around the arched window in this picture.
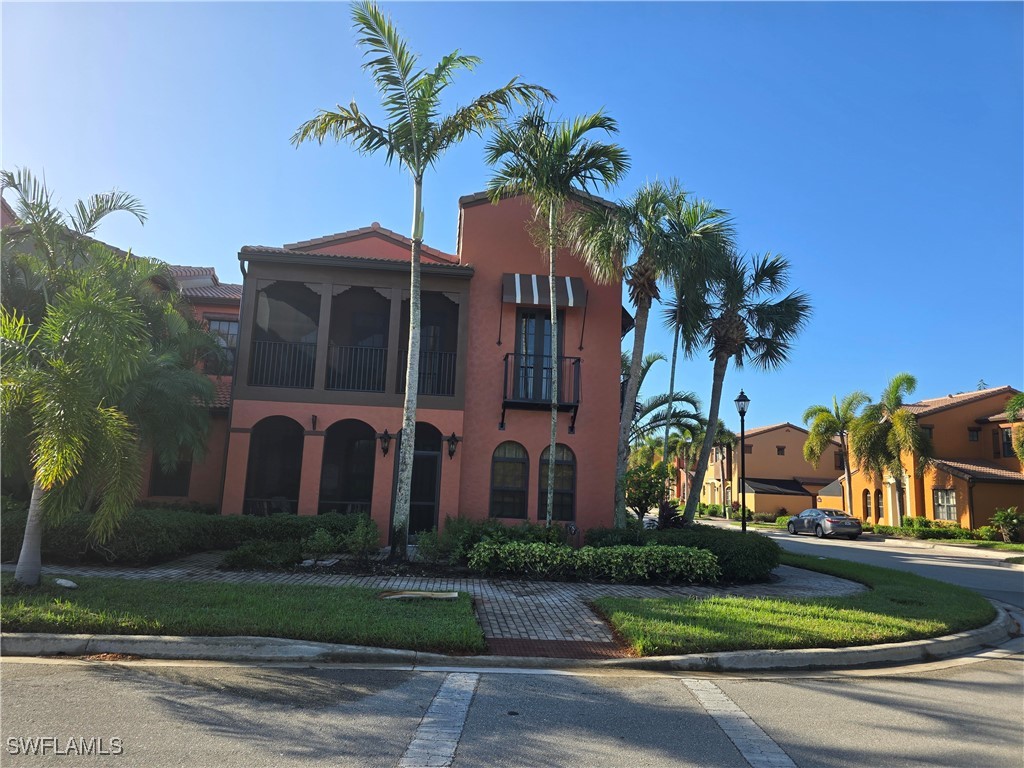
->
[319,420,376,516]
[244,416,304,515]
[539,444,576,522]
[490,441,529,519]
[875,490,884,521]
[863,489,872,521]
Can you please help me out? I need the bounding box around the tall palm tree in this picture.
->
[850,373,933,525]
[486,108,629,526]
[803,391,871,514]
[679,252,812,522]
[570,182,733,528]
[292,2,551,558]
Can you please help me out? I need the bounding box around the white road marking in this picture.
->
[684,679,796,768]
[399,672,479,768]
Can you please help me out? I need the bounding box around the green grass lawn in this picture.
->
[593,553,996,657]
[930,540,1024,552]
[0,575,485,654]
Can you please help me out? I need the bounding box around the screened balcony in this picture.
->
[247,281,320,389]
[325,286,389,392]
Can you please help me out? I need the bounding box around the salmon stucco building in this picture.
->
[821,386,1024,529]
[143,192,627,541]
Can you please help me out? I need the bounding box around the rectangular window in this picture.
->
[776,446,785,456]
[968,428,980,442]
[921,426,933,441]
[743,444,752,455]
[149,453,192,497]
[933,489,957,522]
[1002,428,1014,458]
[205,318,239,374]
[834,452,845,471]
[993,429,1001,459]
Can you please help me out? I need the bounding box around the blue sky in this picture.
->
[3,1,1022,433]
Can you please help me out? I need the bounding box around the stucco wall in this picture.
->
[140,414,229,508]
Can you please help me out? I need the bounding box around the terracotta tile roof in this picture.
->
[904,385,1018,417]
[182,283,242,301]
[208,376,232,409]
[744,422,838,444]
[930,458,1024,484]
[283,222,457,264]
[239,245,473,274]
[458,188,616,211]
[976,411,1011,424]
[168,265,217,279]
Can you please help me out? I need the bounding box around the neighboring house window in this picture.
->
[149,453,192,497]
[875,489,884,519]
[968,428,980,442]
[490,441,528,519]
[1001,428,1014,458]
[743,444,753,455]
[206,318,239,374]
[539,444,576,522]
[834,452,845,471]
[933,489,957,521]
[921,426,933,441]
[776,446,785,456]
[863,489,872,520]
[992,429,1001,459]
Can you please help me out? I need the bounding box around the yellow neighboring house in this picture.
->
[832,385,1023,529]
[699,422,842,517]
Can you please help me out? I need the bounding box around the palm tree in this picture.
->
[292,2,551,558]
[570,182,733,528]
[486,108,629,526]
[850,373,933,526]
[679,252,812,522]
[1005,392,1024,462]
[2,277,150,585]
[802,391,871,514]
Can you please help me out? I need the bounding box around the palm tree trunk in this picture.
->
[683,352,729,522]
[660,324,680,497]
[614,294,653,529]
[14,481,45,586]
[392,176,424,561]
[545,200,558,528]
[840,433,854,515]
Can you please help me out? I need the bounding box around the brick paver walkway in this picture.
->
[3,554,864,656]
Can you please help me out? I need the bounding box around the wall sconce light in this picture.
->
[446,432,461,460]
[311,414,318,431]
[377,429,393,457]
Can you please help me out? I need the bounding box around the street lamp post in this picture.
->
[734,390,750,533]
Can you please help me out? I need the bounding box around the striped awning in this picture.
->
[501,274,587,308]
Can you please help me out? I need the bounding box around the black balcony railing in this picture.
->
[248,341,316,389]
[501,353,581,432]
[326,345,387,392]
[243,497,299,516]
[317,500,371,516]
[398,349,457,397]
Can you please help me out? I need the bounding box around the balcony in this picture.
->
[398,349,458,397]
[501,353,581,432]
[326,345,387,392]
[248,340,316,389]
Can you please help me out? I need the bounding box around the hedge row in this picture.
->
[0,506,365,566]
[583,523,780,583]
[467,541,721,584]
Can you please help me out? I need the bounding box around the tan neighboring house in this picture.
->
[837,385,1023,529]
[699,422,843,516]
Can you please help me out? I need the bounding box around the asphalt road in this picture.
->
[2,652,1022,768]
[758,527,1024,609]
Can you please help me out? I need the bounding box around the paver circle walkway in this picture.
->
[2,554,865,658]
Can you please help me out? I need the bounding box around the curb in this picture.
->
[2,607,1016,672]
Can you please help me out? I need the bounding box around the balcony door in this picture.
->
[515,309,563,402]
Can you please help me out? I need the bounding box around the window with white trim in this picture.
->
[933,489,957,521]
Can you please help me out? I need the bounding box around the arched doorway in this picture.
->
[244,416,304,514]
[319,420,376,516]
[392,422,443,538]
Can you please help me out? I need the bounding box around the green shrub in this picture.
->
[906,516,933,529]
[974,525,1001,542]
[302,528,339,563]
[623,462,669,522]
[992,506,1023,543]
[583,526,645,548]
[414,529,444,564]
[421,516,566,566]
[467,541,719,584]
[220,540,302,571]
[343,516,380,562]
[776,517,792,529]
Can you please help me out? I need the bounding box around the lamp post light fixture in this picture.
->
[734,390,750,533]
[377,429,393,457]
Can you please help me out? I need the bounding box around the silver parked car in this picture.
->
[786,508,862,539]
